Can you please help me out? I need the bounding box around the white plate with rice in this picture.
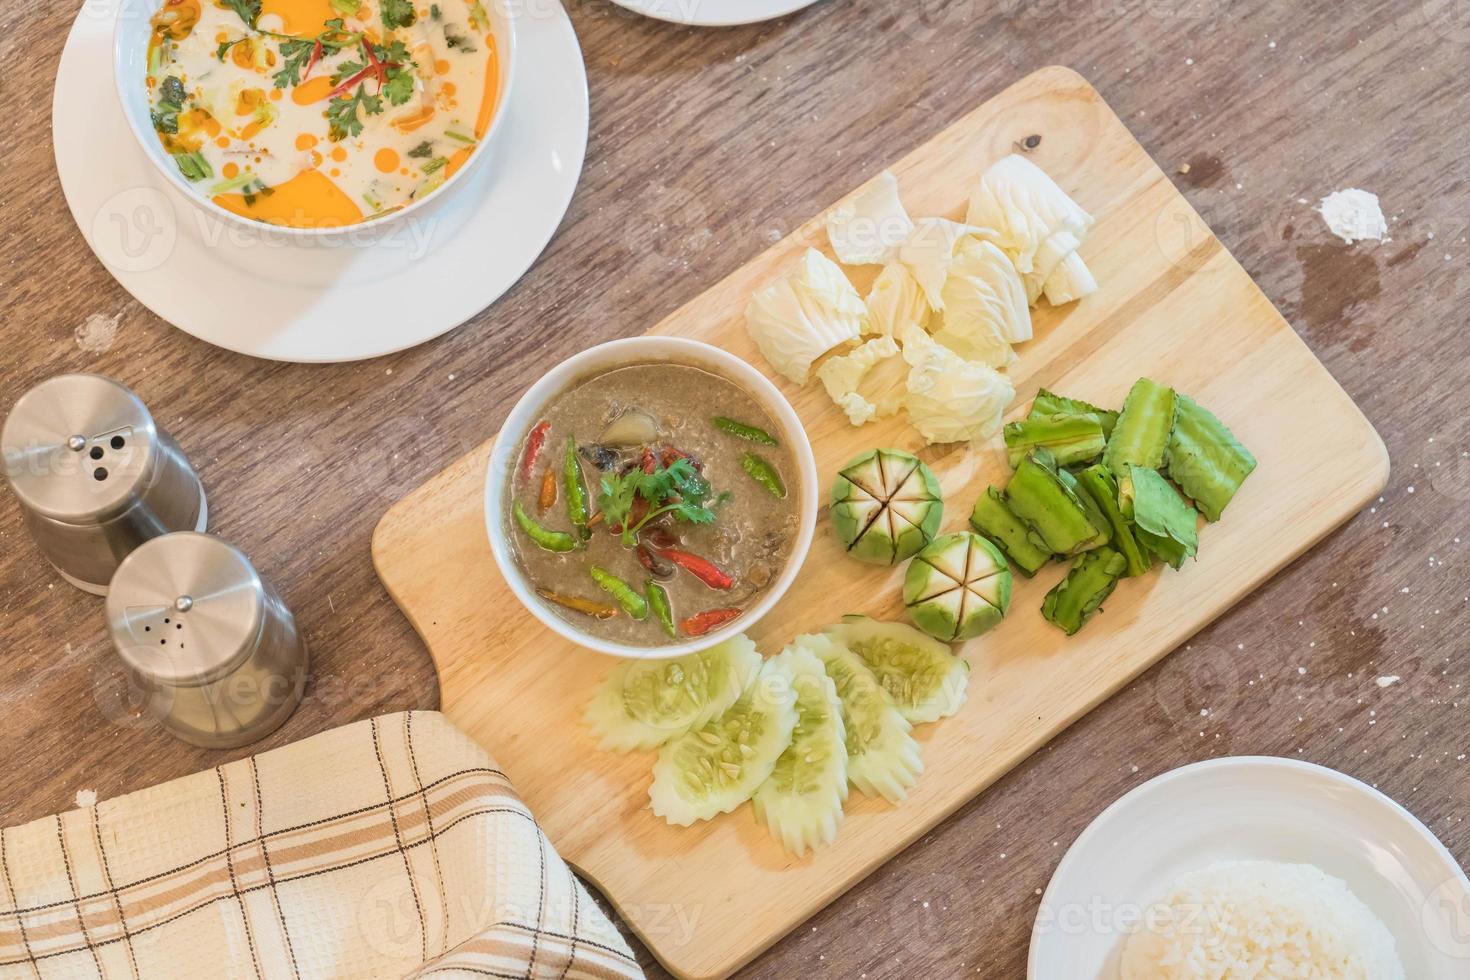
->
[1030,757,1470,979]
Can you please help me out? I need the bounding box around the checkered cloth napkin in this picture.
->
[0,711,642,979]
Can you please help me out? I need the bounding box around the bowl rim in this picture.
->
[111,0,517,238]
[484,336,819,661]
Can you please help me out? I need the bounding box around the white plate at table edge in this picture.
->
[609,0,823,27]
[1029,756,1470,979]
[53,1,589,363]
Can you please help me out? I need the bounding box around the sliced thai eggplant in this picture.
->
[830,449,943,565]
[903,532,1011,642]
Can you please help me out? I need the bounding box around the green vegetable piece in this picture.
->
[1103,379,1178,503]
[646,581,675,638]
[590,566,648,620]
[712,417,779,446]
[903,532,1011,642]
[1166,394,1257,521]
[830,449,943,566]
[1075,465,1150,577]
[171,151,213,182]
[1042,547,1128,635]
[1004,413,1107,468]
[1031,388,1119,437]
[968,487,1051,576]
[513,501,576,553]
[563,436,590,535]
[741,453,787,498]
[1004,450,1108,556]
[1129,466,1199,569]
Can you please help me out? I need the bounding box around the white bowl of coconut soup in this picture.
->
[114,0,514,233]
[486,337,819,660]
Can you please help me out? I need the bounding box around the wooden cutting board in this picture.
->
[372,66,1388,980]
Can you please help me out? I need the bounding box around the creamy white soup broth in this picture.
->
[146,0,502,227]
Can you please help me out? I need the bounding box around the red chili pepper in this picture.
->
[641,447,657,474]
[680,608,742,637]
[652,547,734,590]
[660,445,703,471]
[302,39,323,81]
[518,420,550,485]
[322,61,403,101]
[361,39,387,87]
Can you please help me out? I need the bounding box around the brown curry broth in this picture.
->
[507,363,799,646]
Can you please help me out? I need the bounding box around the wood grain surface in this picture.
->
[1,2,1467,978]
[372,65,1389,979]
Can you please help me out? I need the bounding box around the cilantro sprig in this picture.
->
[327,86,382,139]
[598,457,719,547]
[221,0,262,29]
[151,75,187,135]
[381,0,416,30]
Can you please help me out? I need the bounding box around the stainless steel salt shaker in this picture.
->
[105,532,308,749]
[2,374,207,594]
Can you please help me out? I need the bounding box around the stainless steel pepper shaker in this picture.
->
[105,532,308,749]
[2,374,207,594]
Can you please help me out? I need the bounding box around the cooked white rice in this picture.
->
[1120,860,1404,979]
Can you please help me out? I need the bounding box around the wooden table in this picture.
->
[2,2,1465,976]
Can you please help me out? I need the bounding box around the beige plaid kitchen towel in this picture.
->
[0,711,642,980]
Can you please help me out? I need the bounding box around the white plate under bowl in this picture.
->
[53,0,588,362]
[1030,757,1470,979]
[609,0,824,27]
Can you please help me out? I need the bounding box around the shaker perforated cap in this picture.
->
[106,533,266,687]
[2,374,159,523]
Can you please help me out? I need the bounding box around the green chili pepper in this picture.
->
[645,581,675,638]
[590,566,648,620]
[513,501,576,553]
[712,417,779,446]
[741,452,786,498]
[563,436,590,536]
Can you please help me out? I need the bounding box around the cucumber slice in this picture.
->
[648,657,798,826]
[585,635,761,751]
[752,643,849,855]
[824,616,968,724]
[804,633,922,804]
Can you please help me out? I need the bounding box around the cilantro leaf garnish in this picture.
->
[327,85,382,140]
[407,140,434,158]
[597,456,718,547]
[272,38,316,88]
[221,0,262,29]
[381,0,416,30]
[381,66,415,105]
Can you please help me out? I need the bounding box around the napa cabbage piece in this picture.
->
[826,170,914,266]
[897,218,989,311]
[745,249,868,384]
[865,262,930,339]
[816,337,908,426]
[901,329,1016,444]
[932,237,1033,367]
[966,154,1097,306]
